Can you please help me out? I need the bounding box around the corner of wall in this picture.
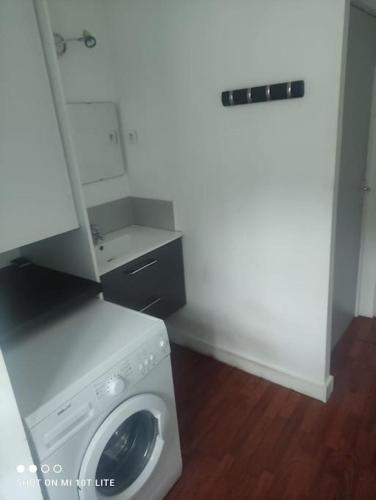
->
[168,325,333,402]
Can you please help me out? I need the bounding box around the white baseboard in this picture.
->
[168,329,334,403]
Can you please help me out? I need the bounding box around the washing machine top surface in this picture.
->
[3,298,167,422]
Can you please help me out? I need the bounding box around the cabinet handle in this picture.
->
[125,259,158,276]
[139,297,161,313]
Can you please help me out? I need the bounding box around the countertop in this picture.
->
[95,225,183,276]
[0,264,102,343]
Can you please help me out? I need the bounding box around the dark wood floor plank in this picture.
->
[166,320,376,499]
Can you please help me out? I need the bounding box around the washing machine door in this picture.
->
[78,394,167,500]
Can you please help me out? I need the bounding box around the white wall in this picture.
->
[332,6,376,345]
[106,0,348,399]
[47,0,131,208]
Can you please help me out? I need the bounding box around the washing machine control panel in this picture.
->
[93,334,170,401]
[105,375,126,396]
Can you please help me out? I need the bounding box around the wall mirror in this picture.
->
[67,101,126,185]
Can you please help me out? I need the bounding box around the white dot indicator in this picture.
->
[53,464,63,474]
[29,464,37,473]
[16,465,25,473]
[41,464,50,473]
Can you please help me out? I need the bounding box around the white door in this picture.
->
[357,67,376,318]
[332,6,375,346]
[78,395,167,500]
[0,0,79,254]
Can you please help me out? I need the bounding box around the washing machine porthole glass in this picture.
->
[95,410,158,496]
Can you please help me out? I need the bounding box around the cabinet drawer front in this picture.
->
[124,258,158,276]
[101,239,186,318]
[102,250,165,306]
[138,295,181,319]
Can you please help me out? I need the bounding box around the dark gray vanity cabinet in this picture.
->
[101,239,186,319]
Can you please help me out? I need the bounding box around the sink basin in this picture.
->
[95,233,131,267]
[93,225,183,276]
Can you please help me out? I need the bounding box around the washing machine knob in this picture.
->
[106,375,126,396]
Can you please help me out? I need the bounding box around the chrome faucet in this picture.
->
[90,223,105,245]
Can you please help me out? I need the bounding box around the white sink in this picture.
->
[94,225,183,276]
[95,233,131,268]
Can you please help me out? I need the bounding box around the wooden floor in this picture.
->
[166,318,376,500]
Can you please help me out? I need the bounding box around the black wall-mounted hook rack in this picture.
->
[222,80,304,107]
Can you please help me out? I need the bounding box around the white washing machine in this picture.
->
[4,298,182,500]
